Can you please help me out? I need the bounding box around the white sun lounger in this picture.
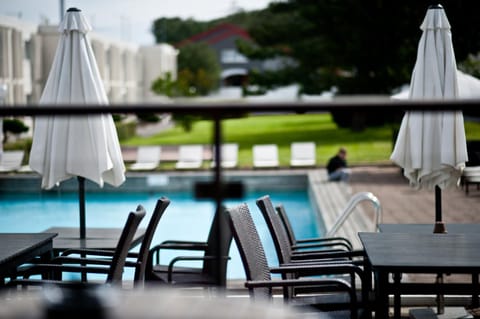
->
[0,150,24,172]
[175,145,203,169]
[211,143,239,168]
[129,146,161,171]
[253,144,279,168]
[290,142,316,167]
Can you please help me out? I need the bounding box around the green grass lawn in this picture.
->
[123,113,480,168]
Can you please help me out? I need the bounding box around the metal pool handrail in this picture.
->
[325,191,382,237]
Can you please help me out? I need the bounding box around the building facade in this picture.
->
[0,15,178,106]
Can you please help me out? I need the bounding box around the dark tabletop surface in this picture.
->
[43,227,145,251]
[379,223,480,233]
[0,233,57,264]
[359,232,480,271]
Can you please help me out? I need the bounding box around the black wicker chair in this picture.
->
[146,207,232,287]
[8,206,146,288]
[59,197,171,287]
[226,203,361,319]
[275,203,353,252]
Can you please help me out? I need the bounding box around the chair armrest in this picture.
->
[245,277,351,291]
[270,263,364,279]
[295,236,353,248]
[292,241,353,252]
[150,242,208,253]
[149,242,209,266]
[167,255,230,282]
[290,249,365,261]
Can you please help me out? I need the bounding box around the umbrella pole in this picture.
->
[433,186,447,234]
[78,176,86,239]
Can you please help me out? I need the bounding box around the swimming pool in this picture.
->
[0,188,324,280]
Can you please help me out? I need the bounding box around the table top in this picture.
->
[359,232,480,272]
[43,227,146,251]
[0,233,57,265]
[379,223,480,233]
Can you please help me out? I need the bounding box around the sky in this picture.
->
[0,0,273,45]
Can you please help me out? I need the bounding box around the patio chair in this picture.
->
[129,146,161,171]
[252,144,279,168]
[210,143,239,168]
[146,207,233,287]
[255,195,369,315]
[59,197,171,287]
[275,203,354,252]
[8,206,146,288]
[226,203,361,318]
[0,150,24,172]
[175,145,203,169]
[290,142,316,167]
[256,195,365,264]
[462,166,480,195]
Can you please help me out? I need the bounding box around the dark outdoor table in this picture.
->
[0,233,57,284]
[43,227,146,255]
[379,223,480,233]
[359,232,480,319]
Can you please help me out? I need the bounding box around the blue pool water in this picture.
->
[0,190,323,279]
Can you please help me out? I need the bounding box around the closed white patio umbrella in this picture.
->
[29,7,126,239]
[390,4,468,234]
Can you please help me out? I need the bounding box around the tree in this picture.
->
[151,44,220,131]
[237,1,480,129]
[3,118,29,143]
[151,43,221,97]
[240,1,480,95]
[152,18,208,44]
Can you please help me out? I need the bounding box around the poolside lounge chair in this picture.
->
[129,146,161,171]
[146,207,233,287]
[59,197,170,287]
[8,206,146,288]
[0,150,24,172]
[252,144,279,168]
[462,166,480,195]
[226,203,360,318]
[290,142,316,167]
[175,145,203,169]
[211,143,239,168]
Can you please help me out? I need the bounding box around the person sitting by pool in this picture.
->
[327,147,351,182]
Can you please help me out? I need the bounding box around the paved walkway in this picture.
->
[348,165,480,225]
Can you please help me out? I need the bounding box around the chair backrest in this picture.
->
[256,195,293,265]
[212,143,239,167]
[275,204,297,247]
[178,145,203,162]
[203,207,233,287]
[108,206,146,285]
[226,203,271,297]
[134,197,170,284]
[136,146,161,163]
[253,144,278,162]
[291,142,316,161]
[0,150,24,170]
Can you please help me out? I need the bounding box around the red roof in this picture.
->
[176,23,251,47]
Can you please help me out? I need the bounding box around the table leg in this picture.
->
[375,271,390,318]
[436,273,445,314]
[472,273,479,308]
[393,272,402,319]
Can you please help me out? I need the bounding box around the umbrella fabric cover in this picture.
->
[29,9,125,189]
[390,6,468,190]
